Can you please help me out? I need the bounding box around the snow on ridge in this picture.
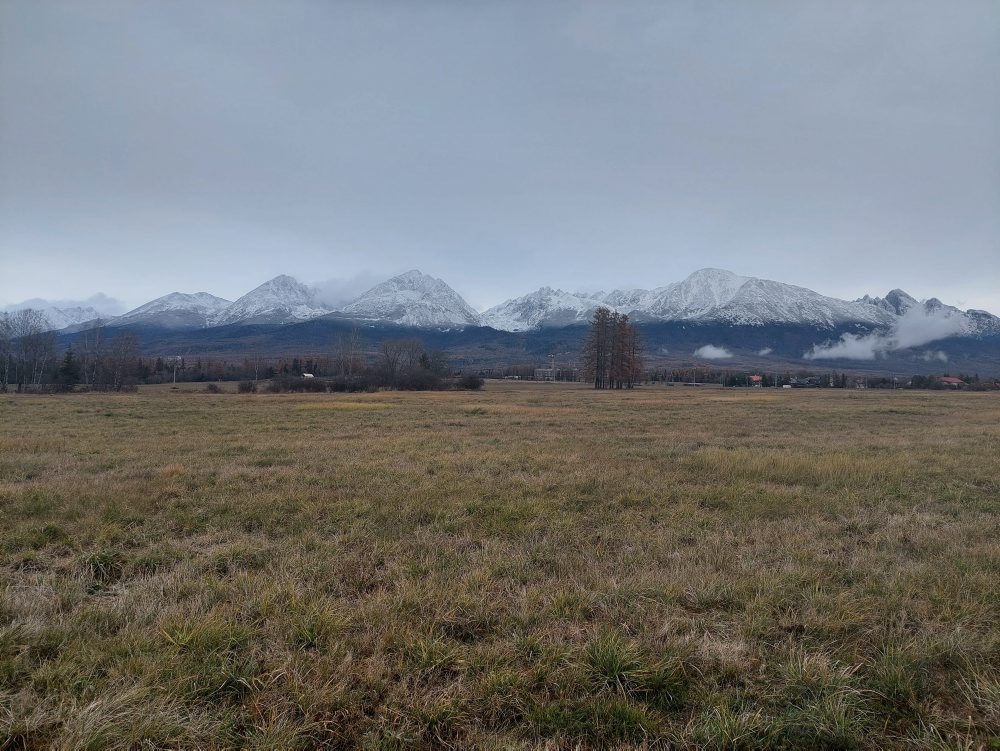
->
[342,270,481,328]
[480,287,608,331]
[24,268,999,336]
[212,275,332,326]
[481,268,894,332]
[119,292,231,319]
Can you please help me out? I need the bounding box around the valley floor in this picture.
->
[1,383,998,749]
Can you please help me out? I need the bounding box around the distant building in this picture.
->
[532,367,579,382]
[939,376,965,388]
[749,374,763,387]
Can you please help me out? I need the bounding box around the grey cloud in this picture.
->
[311,273,386,310]
[1,1,998,311]
[3,293,125,316]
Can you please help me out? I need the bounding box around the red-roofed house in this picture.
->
[939,377,966,388]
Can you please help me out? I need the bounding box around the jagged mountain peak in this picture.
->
[342,270,480,328]
[886,289,919,313]
[43,306,104,331]
[858,288,920,317]
[683,267,749,285]
[481,287,608,332]
[394,269,431,282]
[485,268,894,331]
[122,291,230,311]
[251,274,300,292]
[114,291,232,330]
[213,275,331,326]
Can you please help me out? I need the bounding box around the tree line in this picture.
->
[581,307,643,389]
[0,312,485,393]
[0,312,144,392]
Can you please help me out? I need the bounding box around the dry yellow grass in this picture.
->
[1,383,998,749]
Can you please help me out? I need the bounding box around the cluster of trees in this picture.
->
[898,374,997,391]
[376,338,451,389]
[0,314,147,392]
[645,367,1000,390]
[0,310,56,391]
[581,308,643,389]
[261,338,479,392]
[474,364,579,381]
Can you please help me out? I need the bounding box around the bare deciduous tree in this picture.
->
[79,319,107,387]
[5,309,57,390]
[334,327,364,377]
[0,313,12,392]
[109,330,140,390]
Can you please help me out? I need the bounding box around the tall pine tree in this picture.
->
[582,308,642,389]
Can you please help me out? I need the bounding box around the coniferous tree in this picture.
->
[583,308,642,389]
[57,348,82,386]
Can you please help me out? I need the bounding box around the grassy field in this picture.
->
[1,383,998,749]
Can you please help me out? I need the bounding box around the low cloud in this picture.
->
[3,293,125,315]
[757,347,773,356]
[805,305,967,360]
[312,273,384,309]
[694,344,733,359]
[921,349,948,362]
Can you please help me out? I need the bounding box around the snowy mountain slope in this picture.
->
[213,275,331,326]
[21,268,1000,340]
[113,292,232,330]
[600,288,656,312]
[858,289,1000,338]
[0,304,104,332]
[639,268,750,320]
[484,269,895,331]
[39,306,105,331]
[964,309,1000,337]
[637,269,891,327]
[341,270,481,328]
[480,287,608,331]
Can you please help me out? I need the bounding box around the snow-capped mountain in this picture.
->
[213,275,331,326]
[857,290,1000,338]
[483,269,894,331]
[0,304,104,332]
[39,305,104,331]
[113,292,231,330]
[22,268,999,347]
[341,270,480,328]
[857,289,919,317]
[480,287,609,331]
[631,269,895,327]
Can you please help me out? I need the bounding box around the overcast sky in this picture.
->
[2,0,998,313]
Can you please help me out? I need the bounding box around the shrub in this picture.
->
[238,381,257,394]
[329,376,378,393]
[457,373,484,390]
[266,376,331,393]
[204,383,222,393]
[396,369,445,391]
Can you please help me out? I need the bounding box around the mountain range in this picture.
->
[14,268,1000,370]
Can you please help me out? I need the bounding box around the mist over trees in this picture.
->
[582,308,643,389]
